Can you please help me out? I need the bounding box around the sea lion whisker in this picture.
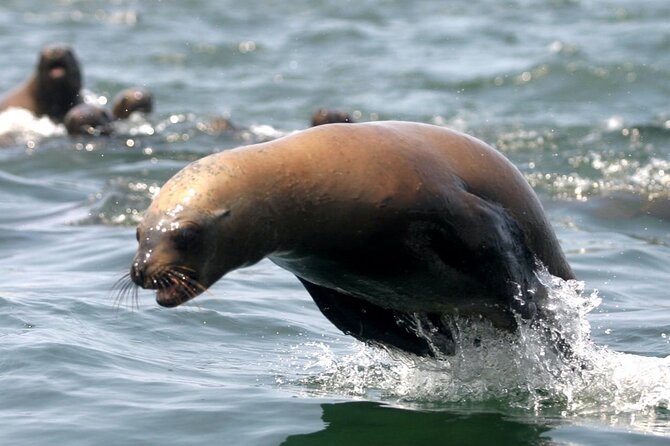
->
[110,272,132,293]
[113,278,132,305]
[157,270,203,309]
[168,267,208,297]
[165,272,187,294]
[120,281,140,312]
[171,265,198,275]
[109,272,139,311]
[128,281,140,311]
[157,274,173,291]
[165,270,202,299]
[179,274,208,296]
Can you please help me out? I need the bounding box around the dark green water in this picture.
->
[0,1,668,444]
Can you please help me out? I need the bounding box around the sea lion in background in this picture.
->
[64,103,114,136]
[311,108,355,126]
[64,88,154,136]
[0,45,82,122]
[127,121,575,356]
[201,116,239,134]
[111,87,153,119]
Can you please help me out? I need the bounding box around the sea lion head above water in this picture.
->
[111,87,153,119]
[64,103,114,136]
[35,45,83,121]
[127,121,575,355]
[0,44,83,122]
[129,163,252,308]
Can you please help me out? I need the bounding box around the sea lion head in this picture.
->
[64,103,114,136]
[36,44,82,120]
[129,157,248,308]
[111,87,153,119]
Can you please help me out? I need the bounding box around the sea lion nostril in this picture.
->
[130,262,144,287]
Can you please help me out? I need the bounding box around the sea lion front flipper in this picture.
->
[297,277,454,357]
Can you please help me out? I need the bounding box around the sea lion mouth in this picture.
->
[156,284,192,308]
[47,62,68,79]
[49,67,66,79]
[153,268,204,308]
[38,46,80,85]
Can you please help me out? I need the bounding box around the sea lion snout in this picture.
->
[129,255,153,289]
[130,225,209,308]
[129,236,164,290]
[130,254,193,307]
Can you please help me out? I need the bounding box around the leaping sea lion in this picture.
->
[126,121,575,356]
[0,44,82,122]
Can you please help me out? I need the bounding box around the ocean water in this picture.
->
[0,0,669,444]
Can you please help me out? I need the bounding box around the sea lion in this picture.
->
[201,116,239,134]
[127,121,575,356]
[64,103,114,136]
[111,87,153,120]
[0,44,82,122]
[311,108,355,126]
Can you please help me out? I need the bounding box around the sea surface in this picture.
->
[0,1,669,445]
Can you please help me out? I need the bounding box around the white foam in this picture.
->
[0,107,65,142]
[241,124,287,142]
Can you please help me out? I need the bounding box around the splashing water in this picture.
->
[276,271,669,431]
[0,107,65,143]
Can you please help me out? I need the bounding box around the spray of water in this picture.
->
[276,271,669,432]
[0,108,65,144]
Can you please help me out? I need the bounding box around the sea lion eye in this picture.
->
[173,225,201,250]
[136,228,140,242]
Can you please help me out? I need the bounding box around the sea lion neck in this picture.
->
[204,140,380,256]
[35,78,80,122]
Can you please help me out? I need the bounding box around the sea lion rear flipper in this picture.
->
[296,277,454,357]
[433,189,546,324]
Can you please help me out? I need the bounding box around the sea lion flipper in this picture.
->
[296,277,454,357]
[435,190,544,324]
